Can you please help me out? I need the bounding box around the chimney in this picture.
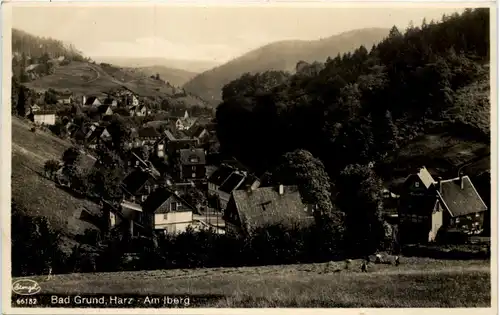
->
[250,179,261,191]
[82,95,86,105]
[437,177,442,191]
[278,184,284,196]
[459,172,464,189]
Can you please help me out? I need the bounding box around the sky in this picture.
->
[11,4,465,64]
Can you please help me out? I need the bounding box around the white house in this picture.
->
[142,188,197,235]
[32,111,56,125]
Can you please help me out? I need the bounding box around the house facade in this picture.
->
[142,188,196,235]
[129,105,148,117]
[86,126,112,149]
[137,127,162,146]
[398,167,488,244]
[178,148,206,181]
[32,111,56,125]
[57,93,73,105]
[121,170,159,203]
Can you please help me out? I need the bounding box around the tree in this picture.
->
[44,89,58,105]
[272,150,334,220]
[44,159,61,179]
[336,164,386,256]
[62,146,81,168]
[16,85,28,117]
[182,187,207,213]
[107,115,131,152]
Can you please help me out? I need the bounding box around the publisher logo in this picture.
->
[12,279,41,296]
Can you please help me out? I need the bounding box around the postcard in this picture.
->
[2,1,497,314]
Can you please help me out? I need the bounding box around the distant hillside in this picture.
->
[183,28,389,104]
[136,65,198,87]
[92,56,218,74]
[23,61,210,108]
[12,28,85,61]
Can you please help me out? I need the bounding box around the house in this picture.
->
[187,125,209,144]
[154,129,198,158]
[83,96,102,107]
[30,104,41,113]
[141,188,197,235]
[129,105,148,117]
[97,105,114,117]
[207,164,261,210]
[137,127,162,146]
[109,200,144,236]
[103,97,118,107]
[182,117,198,131]
[56,92,73,105]
[30,110,56,126]
[109,87,140,107]
[121,170,159,203]
[398,167,488,244]
[86,126,112,149]
[178,148,206,181]
[170,109,189,119]
[223,185,314,237]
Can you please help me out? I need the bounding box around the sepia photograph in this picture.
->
[2,2,496,312]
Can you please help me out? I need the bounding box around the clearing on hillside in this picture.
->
[11,117,101,252]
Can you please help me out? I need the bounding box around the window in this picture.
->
[141,195,147,202]
[192,173,196,178]
[475,213,480,218]
[164,214,169,220]
[170,202,177,211]
[190,157,199,163]
[192,166,196,171]
[415,182,420,188]
[455,218,460,224]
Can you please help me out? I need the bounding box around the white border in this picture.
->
[1,1,498,315]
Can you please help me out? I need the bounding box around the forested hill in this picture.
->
[12,28,86,61]
[183,28,389,105]
[215,8,490,189]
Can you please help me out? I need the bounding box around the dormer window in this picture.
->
[190,157,199,163]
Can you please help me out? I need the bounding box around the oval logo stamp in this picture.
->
[12,279,41,296]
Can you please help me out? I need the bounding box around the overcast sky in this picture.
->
[12,5,465,64]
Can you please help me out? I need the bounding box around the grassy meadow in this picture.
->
[15,257,491,307]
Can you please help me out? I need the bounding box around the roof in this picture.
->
[417,167,436,189]
[103,98,117,105]
[84,96,100,105]
[170,109,188,118]
[121,170,155,195]
[439,176,488,217]
[33,110,56,116]
[188,125,207,138]
[184,117,198,127]
[142,188,196,213]
[57,92,73,98]
[164,129,176,141]
[230,186,313,234]
[138,126,161,139]
[219,171,246,193]
[208,165,235,186]
[97,105,112,114]
[120,200,143,212]
[179,148,206,165]
[86,126,109,143]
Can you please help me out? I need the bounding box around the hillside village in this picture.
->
[9,7,493,307]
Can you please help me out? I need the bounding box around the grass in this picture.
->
[11,117,101,252]
[15,258,491,307]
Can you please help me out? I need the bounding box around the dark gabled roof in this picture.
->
[138,126,161,139]
[439,176,488,217]
[179,148,206,165]
[103,98,117,105]
[237,174,260,190]
[142,188,196,213]
[121,170,155,195]
[164,129,176,141]
[219,171,246,193]
[208,165,235,186]
[84,96,100,105]
[170,109,188,118]
[188,125,208,138]
[230,186,313,235]
[97,105,112,114]
[86,126,109,143]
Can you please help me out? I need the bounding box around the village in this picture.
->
[26,83,490,254]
